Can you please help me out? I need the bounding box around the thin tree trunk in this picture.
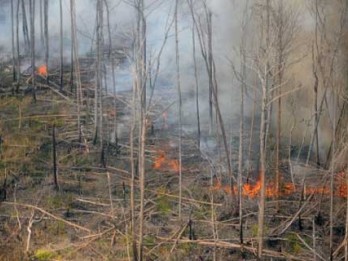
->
[130,73,137,260]
[44,0,49,84]
[345,168,348,261]
[174,0,183,220]
[238,1,249,249]
[329,94,336,260]
[21,0,30,53]
[40,0,43,46]
[104,0,118,145]
[98,0,104,150]
[11,0,16,82]
[16,0,21,92]
[137,1,146,259]
[313,0,321,167]
[275,1,284,212]
[70,0,82,142]
[257,0,271,257]
[207,11,213,133]
[247,83,257,179]
[59,0,63,91]
[70,0,74,94]
[52,124,59,191]
[29,0,36,102]
[257,69,268,259]
[192,25,201,149]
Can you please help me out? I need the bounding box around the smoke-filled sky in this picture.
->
[2,0,342,157]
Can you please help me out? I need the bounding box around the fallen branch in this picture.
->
[156,237,302,260]
[3,201,91,233]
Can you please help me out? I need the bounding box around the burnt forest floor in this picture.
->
[0,61,346,261]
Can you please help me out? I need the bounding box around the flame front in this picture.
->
[153,150,179,172]
[212,171,347,198]
[37,64,48,77]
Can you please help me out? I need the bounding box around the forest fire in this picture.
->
[211,171,347,199]
[153,150,179,172]
[37,64,48,77]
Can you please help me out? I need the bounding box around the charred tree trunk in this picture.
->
[52,124,59,191]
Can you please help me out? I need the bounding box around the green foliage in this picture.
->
[251,224,259,237]
[155,187,172,214]
[286,233,302,254]
[143,234,156,247]
[46,193,73,209]
[192,206,211,220]
[178,242,195,253]
[34,248,57,261]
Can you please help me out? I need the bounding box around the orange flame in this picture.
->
[37,64,48,77]
[153,150,179,172]
[211,170,348,199]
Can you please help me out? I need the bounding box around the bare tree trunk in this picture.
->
[104,0,118,145]
[11,0,16,82]
[52,124,59,191]
[136,1,146,259]
[174,0,183,220]
[130,72,137,260]
[70,0,82,142]
[16,0,21,92]
[94,1,101,144]
[247,83,257,179]
[345,168,348,261]
[70,0,74,94]
[192,24,201,150]
[29,0,36,102]
[275,0,284,212]
[257,0,271,257]
[257,70,268,259]
[98,0,104,150]
[21,0,30,53]
[59,0,63,91]
[207,10,213,133]
[40,0,43,46]
[329,94,337,260]
[44,0,49,84]
[237,0,249,249]
[313,0,320,167]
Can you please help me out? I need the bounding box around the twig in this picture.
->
[169,223,189,254]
